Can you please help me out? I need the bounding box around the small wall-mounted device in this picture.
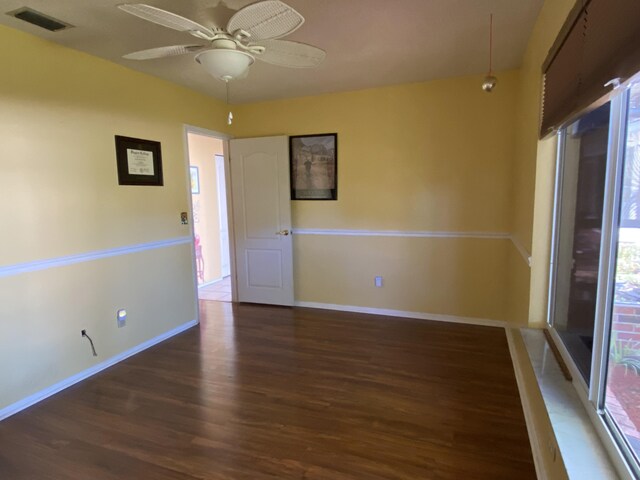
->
[117,309,127,328]
[374,276,383,288]
[181,212,188,225]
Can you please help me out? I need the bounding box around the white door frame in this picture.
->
[182,125,237,316]
[215,154,231,278]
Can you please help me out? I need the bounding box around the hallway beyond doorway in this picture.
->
[198,276,231,302]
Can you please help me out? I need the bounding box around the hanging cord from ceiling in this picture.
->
[482,13,497,93]
[489,13,493,75]
[226,80,233,125]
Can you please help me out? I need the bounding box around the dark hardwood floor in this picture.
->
[0,301,536,479]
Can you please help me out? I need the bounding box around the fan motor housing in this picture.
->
[212,38,238,50]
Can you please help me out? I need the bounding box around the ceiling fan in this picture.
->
[118,1,326,82]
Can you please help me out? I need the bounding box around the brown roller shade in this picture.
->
[540,0,640,138]
[541,10,585,137]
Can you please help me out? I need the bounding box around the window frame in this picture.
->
[547,72,640,480]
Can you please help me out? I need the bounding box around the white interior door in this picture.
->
[215,154,231,278]
[230,136,294,306]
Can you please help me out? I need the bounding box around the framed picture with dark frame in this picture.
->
[115,135,163,186]
[290,133,337,200]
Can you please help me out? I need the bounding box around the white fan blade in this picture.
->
[256,39,325,68]
[227,0,303,41]
[118,4,215,40]
[123,45,204,60]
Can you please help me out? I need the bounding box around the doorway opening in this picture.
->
[185,127,233,303]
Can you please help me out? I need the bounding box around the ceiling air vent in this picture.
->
[6,7,73,32]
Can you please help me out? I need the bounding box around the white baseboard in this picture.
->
[0,319,198,422]
[505,327,544,480]
[294,301,507,328]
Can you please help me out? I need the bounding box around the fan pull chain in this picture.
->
[226,80,233,125]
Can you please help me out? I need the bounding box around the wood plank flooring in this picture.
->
[0,302,536,479]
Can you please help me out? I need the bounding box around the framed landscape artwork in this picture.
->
[289,133,337,200]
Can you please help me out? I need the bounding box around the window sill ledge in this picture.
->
[518,328,619,479]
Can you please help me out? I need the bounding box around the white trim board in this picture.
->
[294,301,507,328]
[293,228,532,267]
[294,228,511,239]
[0,319,198,422]
[0,236,191,278]
[184,124,231,140]
[505,328,545,480]
[511,235,533,267]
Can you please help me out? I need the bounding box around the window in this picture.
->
[549,78,640,478]
[551,102,610,384]
[603,82,640,467]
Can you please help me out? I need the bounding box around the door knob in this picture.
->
[276,229,290,236]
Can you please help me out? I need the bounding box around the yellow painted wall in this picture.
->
[234,73,519,321]
[507,0,576,325]
[188,133,224,284]
[0,245,195,409]
[294,236,510,320]
[507,245,532,325]
[0,24,228,411]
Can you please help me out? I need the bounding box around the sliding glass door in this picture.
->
[549,77,640,477]
[551,102,611,383]
[602,82,640,465]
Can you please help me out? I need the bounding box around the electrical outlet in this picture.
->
[117,309,127,328]
[374,276,383,288]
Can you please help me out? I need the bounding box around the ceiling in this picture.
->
[0,0,544,104]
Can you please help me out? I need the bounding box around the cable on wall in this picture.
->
[81,329,98,357]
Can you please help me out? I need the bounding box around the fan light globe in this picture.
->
[195,49,254,81]
[482,75,497,93]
